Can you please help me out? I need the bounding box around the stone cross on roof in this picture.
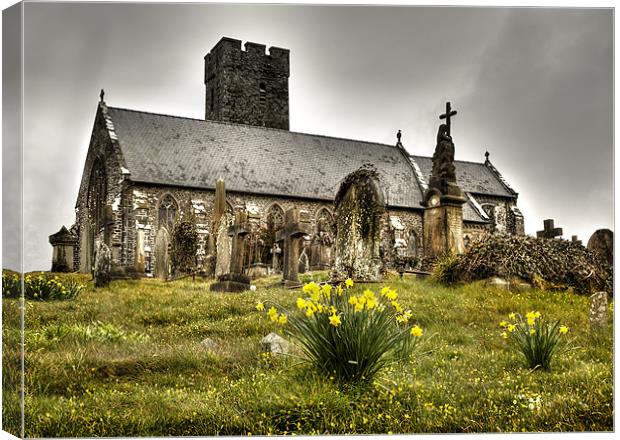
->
[537,219,563,239]
[439,101,458,136]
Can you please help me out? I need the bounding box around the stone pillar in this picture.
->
[422,191,466,260]
[589,291,609,329]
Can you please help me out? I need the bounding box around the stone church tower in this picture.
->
[204,37,290,129]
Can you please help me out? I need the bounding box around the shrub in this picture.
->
[2,270,21,298]
[2,273,85,300]
[499,311,569,371]
[171,211,199,277]
[258,280,423,383]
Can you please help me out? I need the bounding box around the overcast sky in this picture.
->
[3,3,614,272]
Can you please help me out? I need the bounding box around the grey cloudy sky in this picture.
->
[4,3,614,272]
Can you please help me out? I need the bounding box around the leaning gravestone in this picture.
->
[333,165,386,281]
[589,291,609,329]
[587,229,613,267]
[276,208,312,287]
[210,210,251,292]
[214,211,232,278]
[94,241,111,288]
[134,229,145,274]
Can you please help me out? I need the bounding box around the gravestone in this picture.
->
[207,179,227,276]
[298,245,309,274]
[589,291,609,328]
[271,242,282,273]
[309,216,334,270]
[587,229,613,267]
[276,208,312,287]
[94,241,111,288]
[421,102,467,261]
[333,165,386,281]
[210,210,251,292]
[214,211,232,278]
[536,219,563,239]
[79,221,93,273]
[154,227,171,280]
[134,229,145,274]
[49,225,77,272]
[571,235,582,246]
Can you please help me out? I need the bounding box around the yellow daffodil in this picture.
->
[310,291,320,302]
[508,312,516,320]
[336,285,344,296]
[306,308,315,318]
[330,306,337,315]
[296,298,306,310]
[348,296,358,306]
[366,298,378,310]
[508,324,516,332]
[410,325,423,337]
[321,284,332,299]
[329,314,341,327]
[559,325,569,334]
[380,286,391,296]
[255,302,265,311]
[354,303,364,313]
[385,289,398,301]
[345,278,354,288]
[363,289,375,300]
[267,306,278,318]
[501,331,508,339]
[391,301,403,313]
[529,329,536,335]
[278,314,287,325]
[499,321,508,327]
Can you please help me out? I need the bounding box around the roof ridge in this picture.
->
[106,105,401,150]
[409,154,486,166]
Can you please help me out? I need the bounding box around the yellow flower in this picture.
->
[348,296,358,306]
[255,302,265,311]
[508,324,516,332]
[501,331,508,339]
[385,289,398,301]
[303,282,320,296]
[380,286,391,296]
[391,301,403,313]
[321,284,332,299]
[317,304,325,313]
[410,325,423,337]
[278,314,287,325]
[508,312,516,320]
[345,278,354,288]
[559,325,569,334]
[306,308,315,318]
[363,289,375,300]
[296,298,306,310]
[499,321,508,328]
[366,298,378,310]
[529,329,536,335]
[354,303,364,313]
[329,314,341,327]
[267,306,278,321]
[336,285,344,296]
[330,306,337,314]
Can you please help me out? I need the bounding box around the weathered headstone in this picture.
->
[276,208,312,287]
[333,165,386,281]
[134,229,145,274]
[207,179,227,277]
[298,245,309,274]
[49,225,77,272]
[210,210,251,292]
[271,242,282,273]
[154,227,171,280]
[79,221,93,274]
[589,291,609,328]
[587,229,613,267]
[214,211,232,278]
[94,241,111,288]
[536,219,563,239]
[421,102,467,261]
[309,215,334,270]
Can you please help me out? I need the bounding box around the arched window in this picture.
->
[158,194,178,232]
[87,158,107,232]
[316,207,335,235]
[266,203,285,231]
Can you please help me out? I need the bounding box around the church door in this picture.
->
[154,227,171,280]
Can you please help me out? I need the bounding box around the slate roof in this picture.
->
[106,106,515,223]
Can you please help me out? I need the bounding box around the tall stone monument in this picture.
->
[275,207,312,287]
[49,226,77,272]
[333,165,386,281]
[421,102,467,260]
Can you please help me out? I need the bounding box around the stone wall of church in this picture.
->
[74,104,130,272]
[122,183,425,276]
[474,195,524,236]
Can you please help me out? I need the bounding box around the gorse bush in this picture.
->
[2,271,84,300]
[258,279,423,383]
[499,311,569,371]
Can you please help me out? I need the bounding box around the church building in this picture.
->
[50,37,524,276]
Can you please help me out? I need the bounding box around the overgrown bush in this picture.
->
[259,280,423,383]
[2,271,84,300]
[499,311,569,371]
[171,211,199,277]
[432,234,612,295]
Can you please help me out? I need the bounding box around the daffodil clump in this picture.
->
[499,311,569,371]
[258,278,423,383]
[2,271,85,301]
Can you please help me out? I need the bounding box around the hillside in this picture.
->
[2,273,614,436]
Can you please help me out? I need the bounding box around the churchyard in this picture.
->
[2,270,613,436]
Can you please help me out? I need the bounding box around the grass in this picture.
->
[2,272,614,436]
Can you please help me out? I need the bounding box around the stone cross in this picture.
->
[275,207,311,287]
[536,219,563,239]
[229,210,250,275]
[571,235,582,246]
[439,101,458,136]
[589,291,609,329]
